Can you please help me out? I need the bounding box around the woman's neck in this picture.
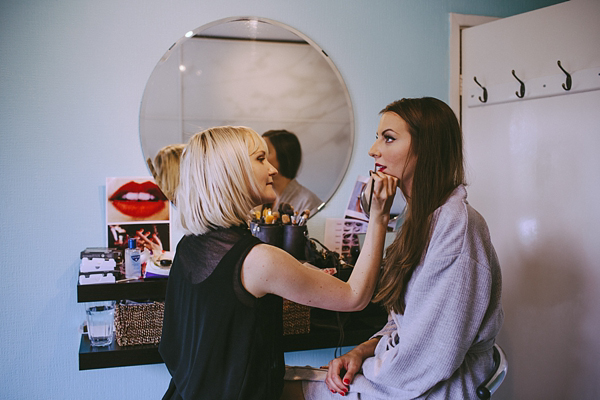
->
[273,174,292,195]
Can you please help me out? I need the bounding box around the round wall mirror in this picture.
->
[139,17,354,217]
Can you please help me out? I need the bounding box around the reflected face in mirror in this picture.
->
[139,17,354,219]
[264,137,280,173]
[262,129,323,215]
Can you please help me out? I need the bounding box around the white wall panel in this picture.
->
[462,1,600,398]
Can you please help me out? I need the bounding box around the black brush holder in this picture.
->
[282,224,308,260]
[250,223,283,248]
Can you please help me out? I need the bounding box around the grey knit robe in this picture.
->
[303,185,504,399]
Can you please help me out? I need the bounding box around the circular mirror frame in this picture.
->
[139,16,355,217]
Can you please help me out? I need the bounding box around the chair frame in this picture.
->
[476,343,508,399]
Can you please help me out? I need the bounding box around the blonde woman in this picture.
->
[158,126,397,400]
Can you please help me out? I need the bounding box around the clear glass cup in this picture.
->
[85,301,115,347]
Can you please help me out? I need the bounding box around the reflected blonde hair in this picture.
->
[177,126,265,235]
[147,144,185,203]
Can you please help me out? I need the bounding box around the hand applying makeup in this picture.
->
[367,168,398,225]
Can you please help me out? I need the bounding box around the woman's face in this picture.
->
[264,137,280,171]
[250,142,278,205]
[369,112,416,195]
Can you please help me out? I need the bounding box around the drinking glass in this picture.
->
[85,301,115,347]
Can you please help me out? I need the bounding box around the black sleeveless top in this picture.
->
[159,226,284,400]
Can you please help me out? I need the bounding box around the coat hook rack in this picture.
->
[512,70,525,98]
[473,76,488,103]
[467,66,600,108]
[557,60,572,91]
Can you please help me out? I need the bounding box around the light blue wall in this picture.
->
[0,0,563,398]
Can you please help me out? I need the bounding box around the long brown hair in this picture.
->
[372,98,465,314]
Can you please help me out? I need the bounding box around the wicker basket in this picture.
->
[114,301,164,346]
[283,299,310,335]
[114,299,306,344]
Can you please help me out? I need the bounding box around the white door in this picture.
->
[461,1,600,399]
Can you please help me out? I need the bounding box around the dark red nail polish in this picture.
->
[343,379,350,385]
[331,389,335,393]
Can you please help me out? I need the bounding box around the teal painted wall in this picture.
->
[0,0,563,398]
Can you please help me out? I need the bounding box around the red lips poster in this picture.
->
[107,178,169,222]
[106,177,171,253]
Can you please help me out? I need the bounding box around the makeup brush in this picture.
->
[368,170,375,214]
[298,209,310,226]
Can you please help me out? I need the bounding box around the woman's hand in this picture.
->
[367,171,398,223]
[324,337,380,395]
[135,229,163,255]
[325,350,364,395]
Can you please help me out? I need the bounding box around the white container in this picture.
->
[124,238,141,279]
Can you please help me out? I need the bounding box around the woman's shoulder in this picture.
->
[432,185,489,229]
[428,185,495,263]
[176,226,255,264]
[429,186,468,245]
[178,225,249,244]
[282,179,322,211]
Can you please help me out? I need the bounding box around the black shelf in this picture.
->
[78,279,388,370]
[282,326,380,352]
[77,279,168,302]
[79,325,382,370]
[79,335,163,370]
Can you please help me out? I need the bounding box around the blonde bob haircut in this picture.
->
[176,126,265,235]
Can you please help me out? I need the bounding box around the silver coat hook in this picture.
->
[512,70,525,98]
[557,60,572,91]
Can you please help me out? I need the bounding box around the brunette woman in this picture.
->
[262,129,322,215]
[297,98,504,399]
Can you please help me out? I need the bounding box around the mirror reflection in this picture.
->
[140,17,354,217]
